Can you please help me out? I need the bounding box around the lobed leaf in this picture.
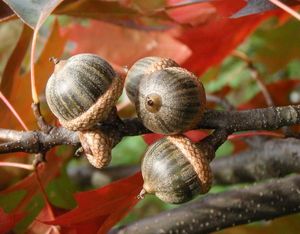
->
[45,172,143,233]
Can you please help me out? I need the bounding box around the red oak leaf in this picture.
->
[171,1,284,75]
[0,151,62,213]
[63,20,191,69]
[26,205,67,234]
[44,172,143,234]
[0,208,24,233]
[143,130,207,145]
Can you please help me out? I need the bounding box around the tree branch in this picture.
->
[0,127,79,154]
[212,137,300,184]
[1,105,300,154]
[111,175,300,234]
[199,105,300,131]
[69,137,300,187]
[123,105,300,135]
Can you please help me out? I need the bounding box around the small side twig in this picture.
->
[232,50,274,107]
[31,103,52,133]
[206,94,235,111]
[33,153,47,167]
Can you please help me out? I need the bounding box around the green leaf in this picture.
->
[250,19,300,73]
[46,165,76,210]
[111,136,147,166]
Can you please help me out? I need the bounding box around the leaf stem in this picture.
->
[267,0,300,21]
[0,91,29,131]
[34,162,56,220]
[0,162,34,170]
[30,25,40,104]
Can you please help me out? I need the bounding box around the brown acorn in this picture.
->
[136,66,206,134]
[140,135,213,204]
[45,53,123,168]
[46,53,123,131]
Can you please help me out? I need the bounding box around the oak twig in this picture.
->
[1,105,300,154]
[233,50,274,107]
[69,137,300,187]
[31,103,52,133]
[212,137,300,184]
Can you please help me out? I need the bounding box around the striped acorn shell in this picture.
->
[141,135,212,204]
[136,67,206,135]
[125,56,178,103]
[45,53,123,131]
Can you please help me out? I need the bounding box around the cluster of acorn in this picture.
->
[45,54,215,204]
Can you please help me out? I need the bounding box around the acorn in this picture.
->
[125,56,179,104]
[45,53,123,131]
[136,66,206,134]
[140,135,213,204]
[45,53,123,168]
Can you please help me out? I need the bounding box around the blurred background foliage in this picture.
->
[0,1,300,233]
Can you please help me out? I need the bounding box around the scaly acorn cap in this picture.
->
[78,130,113,168]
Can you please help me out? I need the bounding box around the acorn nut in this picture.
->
[140,135,213,204]
[137,66,206,134]
[45,53,123,168]
[46,53,123,131]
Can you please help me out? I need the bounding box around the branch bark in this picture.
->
[69,137,300,187]
[0,127,79,154]
[212,137,300,184]
[123,105,300,135]
[111,175,300,234]
[1,105,300,154]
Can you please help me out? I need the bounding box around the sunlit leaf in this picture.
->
[64,20,191,68]
[0,151,62,214]
[250,19,300,73]
[0,207,24,233]
[55,0,171,30]
[179,14,271,75]
[0,24,32,97]
[3,0,64,29]
[45,172,143,233]
[0,19,67,129]
[0,1,15,23]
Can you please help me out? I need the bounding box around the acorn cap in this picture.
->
[78,130,113,168]
[125,57,178,103]
[166,135,212,194]
[60,76,123,131]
